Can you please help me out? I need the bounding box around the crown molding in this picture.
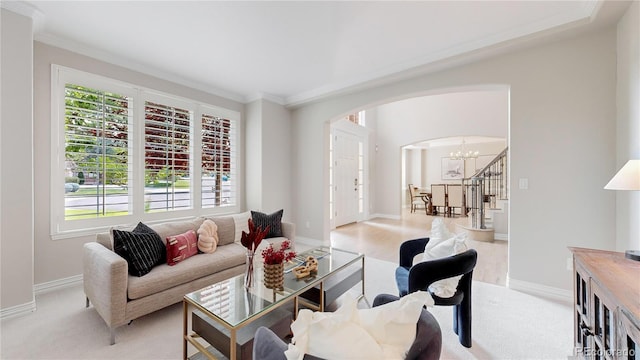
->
[21,0,604,109]
[1,0,44,31]
[285,2,596,107]
[245,92,286,106]
[34,32,248,104]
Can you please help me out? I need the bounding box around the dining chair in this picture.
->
[430,184,447,216]
[408,184,427,214]
[446,184,464,217]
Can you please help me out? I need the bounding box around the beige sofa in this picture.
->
[83,212,295,344]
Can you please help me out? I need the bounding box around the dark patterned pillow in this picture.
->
[251,209,283,239]
[112,223,165,277]
[131,222,166,264]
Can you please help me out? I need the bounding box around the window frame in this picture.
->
[50,65,241,239]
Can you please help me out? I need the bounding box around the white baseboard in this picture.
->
[368,213,401,220]
[1,275,83,320]
[507,277,572,303]
[1,299,36,320]
[34,274,83,295]
[494,233,508,241]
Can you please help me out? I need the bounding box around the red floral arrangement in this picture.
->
[261,240,296,265]
[241,219,270,252]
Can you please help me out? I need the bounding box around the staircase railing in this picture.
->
[463,147,508,229]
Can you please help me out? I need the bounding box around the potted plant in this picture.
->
[261,240,296,290]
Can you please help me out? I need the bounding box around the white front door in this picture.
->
[333,130,362,227]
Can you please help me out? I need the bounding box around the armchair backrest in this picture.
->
[407,249,478,301]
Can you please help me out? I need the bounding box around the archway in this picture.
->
[327,87,510,286]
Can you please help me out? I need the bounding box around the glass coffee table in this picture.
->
[183,246,365,360]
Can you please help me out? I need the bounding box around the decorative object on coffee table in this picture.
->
[293,255,319,279]
[261,240,296,289]
[241,219,270,288]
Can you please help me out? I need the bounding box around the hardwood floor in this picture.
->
[330,208,508,286]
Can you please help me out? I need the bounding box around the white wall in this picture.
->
[245,100,262,211]
[259,100,292,220]
[291,28,617,292]
[0,9,35,311]
[615,1,640,252]
[422,141,507,187]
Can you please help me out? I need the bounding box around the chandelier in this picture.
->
[449,138,479,160]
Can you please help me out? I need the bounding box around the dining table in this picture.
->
[417,189,435,215]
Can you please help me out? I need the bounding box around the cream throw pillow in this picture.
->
[196,219,218,254]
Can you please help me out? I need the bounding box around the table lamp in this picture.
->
[604,159,640,261]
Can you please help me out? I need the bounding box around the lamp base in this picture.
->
[625,250,640,261]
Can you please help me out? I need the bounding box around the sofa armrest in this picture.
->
[83,242,129,328]
[281,221,295,243]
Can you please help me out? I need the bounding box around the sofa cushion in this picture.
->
[166,230,199,266]
[251,209,283,238]
[232,211,251,243]
[199,215,236,246]
[112,225,165,277]
[150,218,204,242]
[262,237,289,252]
[127,243,246,300]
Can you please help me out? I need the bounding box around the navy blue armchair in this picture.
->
[395,237,478,348]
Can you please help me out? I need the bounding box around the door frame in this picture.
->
[329,121,368,230]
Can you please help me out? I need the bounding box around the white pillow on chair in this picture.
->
[420,232,468,298]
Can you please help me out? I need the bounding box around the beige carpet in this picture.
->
[0,257,573,359]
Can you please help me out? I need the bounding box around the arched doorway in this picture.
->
[328,87,510,287]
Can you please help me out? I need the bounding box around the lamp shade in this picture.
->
[604,159,640,190]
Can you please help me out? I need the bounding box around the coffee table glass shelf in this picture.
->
[183,246,365,360]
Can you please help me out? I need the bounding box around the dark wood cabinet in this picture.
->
[570,247,640,360]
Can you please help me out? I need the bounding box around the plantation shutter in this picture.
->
[144,101,193,212]
[201,113,236,208]
[64,84,132,220]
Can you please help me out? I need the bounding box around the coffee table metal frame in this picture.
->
[182,246,365,360]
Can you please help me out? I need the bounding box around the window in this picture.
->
[358,141,364,213]
[344,110,366,127]
[52,66,240,237]
[63,84,133,220]
[144,100,193,212]
[201,112,236,208]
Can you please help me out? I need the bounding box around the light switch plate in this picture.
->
[519,178,529,190]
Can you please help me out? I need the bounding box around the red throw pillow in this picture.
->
[166,230,198,266]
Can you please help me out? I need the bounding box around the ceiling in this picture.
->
[4,0,628,106]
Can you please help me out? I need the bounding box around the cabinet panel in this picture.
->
[574,262,592,357]
[591,281,616,360]
[619,310,639,360]
[570,248,640,360]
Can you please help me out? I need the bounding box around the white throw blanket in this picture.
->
[285,291,434,360]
